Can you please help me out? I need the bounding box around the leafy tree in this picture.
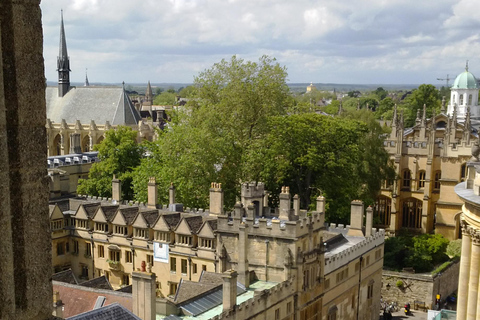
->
[402,84,441,127]
[77,126,143,200]
[133,55,292,208]
[374,87,388,100]
[153,91,176,105]
[348,90,361,98]
[154,87,164,95]
[406,234,449,272]
[178,85,196,98]
[375,97,395,119]
[319,100,340,115]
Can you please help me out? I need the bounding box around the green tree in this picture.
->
[374,87,388,100]
[178,85,196,98]
[406,234,449,272]
[153,91,176,105]
[402,84,441,127]
[77,126,143,200]
[375,97,395,119]
[133,55,292,208]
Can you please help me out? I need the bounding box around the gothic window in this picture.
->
[82,135,90,152]
[402,170,412,190]
[460,94,464,105]
[418,171,426,189]
[461,163,467,181]
[434,171,441,190]
[469,94,473,105]
[402,198,422,229]
[374,196,391,226]
[327,306,338,320]
[53,134,62,156]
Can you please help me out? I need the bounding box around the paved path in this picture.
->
[379,308,428,320]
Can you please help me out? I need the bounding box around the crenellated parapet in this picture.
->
[324,225,385,274]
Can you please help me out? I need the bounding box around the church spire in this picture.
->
[145,80,153,103]
[84,68,89,87]
[57,10,71,97]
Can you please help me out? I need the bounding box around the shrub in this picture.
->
[446,239,462,258]
[396,280,404,288]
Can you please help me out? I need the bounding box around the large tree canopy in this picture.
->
[77,126,144,200]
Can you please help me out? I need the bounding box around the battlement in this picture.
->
[324,225,385,274]
[211,279,295,320]
[241,182,265,198]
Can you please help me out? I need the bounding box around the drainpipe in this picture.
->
[356,256,363,320]
[90,234,95,279]
[131,247,136,272]
[188,257,192,281]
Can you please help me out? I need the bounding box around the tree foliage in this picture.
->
[153,91,176,105]
[402,84,441,127]
[77,126,143,200]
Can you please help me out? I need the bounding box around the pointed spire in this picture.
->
[145,80,153,102]
[421,104,426,127]
[431,107,436,130]
[57,10,70,97]
[441,96,446,113]
[466,60,469,72]
[465,106,471,130]
[84,68,90,87]
[59,10,68,60]
[452,103,457,125]
[415,109,421,125]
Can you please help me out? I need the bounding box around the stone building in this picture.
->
[379,95,477,240]
[45,12,156,157]
[454,153,480,320]
[50,180,384,319]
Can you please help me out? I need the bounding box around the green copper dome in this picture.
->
[452,70,478,89]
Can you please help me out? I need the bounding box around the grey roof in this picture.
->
[52,269,78,285]
[80,276,113,291]
[119,207,139,225]
[66,302,141,320]
[46,86,141,126]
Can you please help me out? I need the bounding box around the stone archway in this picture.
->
[52,134,61,156]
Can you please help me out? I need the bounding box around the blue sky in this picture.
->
[41,0,480,85]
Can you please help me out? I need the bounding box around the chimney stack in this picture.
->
[112,175,122,202]
[209,182,224,215]
[347,200,364,237]
[222,270,238,311]
[238,224,250,288]
[365,206,373,237]
[52,291,64,318]
[169,183,176,205]
[279,186,291,220]
[147,177,157,209]
[293,194,300,216]
[132,269,156,320]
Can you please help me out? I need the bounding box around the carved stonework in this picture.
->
[461,219,470,236]
[471,229,480,245]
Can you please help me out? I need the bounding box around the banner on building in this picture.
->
[153,242,169,263]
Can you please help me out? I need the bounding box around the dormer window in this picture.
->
[155,231,171,243]
[50,219,64,231]
[134,228,149,239]
[114,225,128,236]
[94,222,108,233]
[76,219,89,229]
[200,238,215,249]
[178,235,193,246]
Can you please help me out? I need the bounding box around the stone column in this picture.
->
[222,270,238,311]
[237,223,250,288]
[467,231,480,320]
[457,220,471,320]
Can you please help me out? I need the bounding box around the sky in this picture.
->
[40,0,480,86]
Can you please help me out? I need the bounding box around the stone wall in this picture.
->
[381,261,459,310]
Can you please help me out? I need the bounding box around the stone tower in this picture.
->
[57,10,70,97]
[0,0,53,319]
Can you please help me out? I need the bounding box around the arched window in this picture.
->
[434,171,441,190]
[461,163,467,181]
[469,94,473,105]
[418,171,426,189]
[96,136,104,144]
[402,198,422,229]
[374,196,391,226]
[82,135,90,152]
[53,134,62,156]
[402,170,411,190]
[460,94,464,105]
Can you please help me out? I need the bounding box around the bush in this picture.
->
[396,280,404,288]
[446,239,462,258]
[383,236,411,270]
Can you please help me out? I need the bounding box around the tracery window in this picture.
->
[402,198,422,229]
[374,196,391,226]
[418,171,426,189]
[402,170,412,190]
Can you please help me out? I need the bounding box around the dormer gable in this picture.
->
[132,212,148,229]
[75,202,100,220]
[92,206,108,223]
[175,216,203,235]
[197,220,217,239]
[49,204,64,220]
[152,213,181,231]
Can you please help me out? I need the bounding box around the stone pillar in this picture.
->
[316,196,325,213]
[293,194,300,216]
[279,186,291,220]
[69,133,81,154]
[365,206,373,237]
[467,232,480,320]
[169,183,175,205]
[347,200,364,237]
[209,182,224,215]
[132,270,156,320]
[246,202,255,219]
[112,176,122,202]
[222,270,238,311]
[457,221,471,320]
[147,177,157,209]
[238,224,249,288]
[0,0,53,318]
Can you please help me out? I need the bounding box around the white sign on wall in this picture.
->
[153,242,169,263]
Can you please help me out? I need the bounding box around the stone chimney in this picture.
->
[347,200,364,237]
[365,206,373,237]
[316,195,326,228]
[263,191,269,207]
[112,175,122,202]
[238,224,250,288]
[132,266,156,320]
[169,183,175,205]
[222,270,238,312]
[279,186,291,220]
[147,177,157,209]
[52,291,64,318]
[293,194,300,216]
[209,182,224,215]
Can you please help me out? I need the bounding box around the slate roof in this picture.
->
[80,276,113,291]
[115,285,132,293]
[119,207,139,225]
[46,86,141,126]
[82,203,101,218]
[173,278,221,305]
[52,269,78,285]
[141,210,159,227]
[66,303,140,320]
[181,216,204,234]
[101,206,119,221]
[162,213,181,229]
[205,219,218,232]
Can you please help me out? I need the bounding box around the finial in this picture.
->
[441,96,446,113]
[466,60,469,72]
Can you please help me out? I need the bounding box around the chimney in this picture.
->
[209,182,224,215]
[365,206,373,237]
[169,183,175,205]
[112,175,122,202]
[238,224,250,288]
[316,195,326,227]
[347,200,364,237]
[132,267,156,320]
[52,291,64,318]
[263,191,269,207]
[279,186,291,220]
[293,194,300,216]
[147,177,157,209]
[246,202,255,219]
[222,270,238,312]
[233,202,243,218]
